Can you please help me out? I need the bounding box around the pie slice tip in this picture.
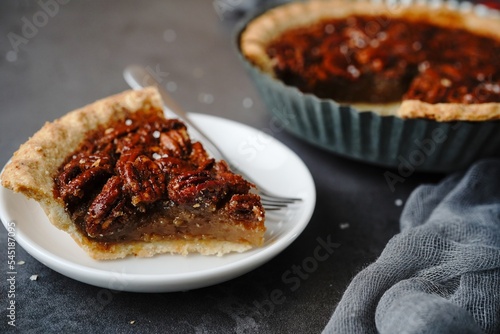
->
[1,87,266,260]
[2,87,163,197]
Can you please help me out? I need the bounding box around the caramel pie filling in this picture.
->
[54,111,265,245]
[266,16,500,104]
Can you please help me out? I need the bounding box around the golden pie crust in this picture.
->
[240,0,500,121]
[1,88,265,259]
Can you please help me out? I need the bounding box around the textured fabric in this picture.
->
[323,159,500,334]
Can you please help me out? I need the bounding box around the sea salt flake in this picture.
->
[340,44,349,54]
[243,97,253,109]
[339,222,350,230]
[6,50,17,62]
[166,81,177,92]
[30,275,38,281]
[440,78,452,87]
[198,93,214,104]
[324,24,335,34]
[376,32,387,41]
[482,83,499,93]
[163,29,176,43]
[464,94,474,102]
[418,61,430,72]
[354,37,366,48]
[347,65,360,78]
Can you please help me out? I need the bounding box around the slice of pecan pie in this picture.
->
[240,0,500,121]
[1,88,265,259]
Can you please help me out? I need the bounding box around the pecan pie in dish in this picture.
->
[240,0,500,121]
[1,88,265,259]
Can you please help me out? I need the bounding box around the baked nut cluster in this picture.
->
[266,15,500,104]
[55,113,263,241]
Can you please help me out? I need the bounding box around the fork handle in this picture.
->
[123,65,228,164]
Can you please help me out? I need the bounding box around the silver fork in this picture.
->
[123,65,301,211]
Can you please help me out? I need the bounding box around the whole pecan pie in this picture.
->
[1,88,265,259]
[240,0,500,121]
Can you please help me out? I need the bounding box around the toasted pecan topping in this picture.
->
[116,151,166,206]
[54,113,263,240]
[227,194,264,221]
[266,15,500,104]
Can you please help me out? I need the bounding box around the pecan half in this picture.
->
[54,112,262,241]
[116,153,166,206]
[227,194,264,221]
[214,161,252,195]
[56,153,113,202]
[168,170,223,204]
[160,127,191,157]
[86,176,128,237]
[189,142,213,170]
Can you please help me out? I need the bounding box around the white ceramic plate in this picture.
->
[0,113,316,293]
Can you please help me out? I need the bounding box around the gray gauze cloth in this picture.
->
[323,159,500,334]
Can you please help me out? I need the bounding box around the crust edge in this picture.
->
[399,100,500,121]
[1,87,163,200]
[1,87,167,258]
[79,238,254,260]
